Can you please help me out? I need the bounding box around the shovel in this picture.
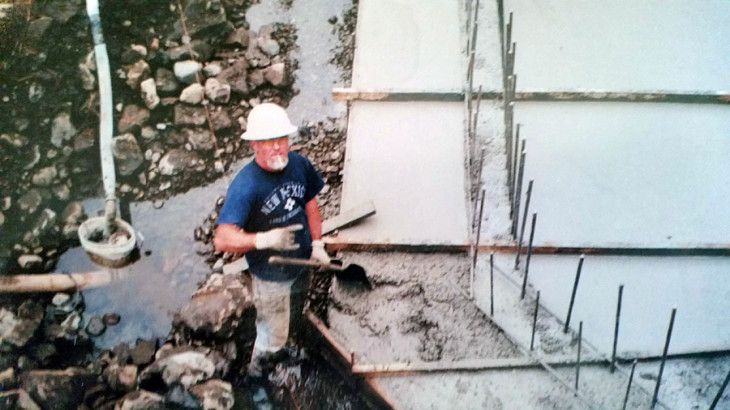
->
[268,256,371,290]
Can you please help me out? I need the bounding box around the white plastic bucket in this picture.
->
[78,217,137,267]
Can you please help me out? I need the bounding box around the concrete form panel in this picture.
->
[470,0,504,91]
[513,101,730,247]
[505,0,730,92]
[339,101,469,244]
[352,0,463,91]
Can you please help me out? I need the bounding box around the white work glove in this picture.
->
[309,240,330,265]
[255,224,303,251]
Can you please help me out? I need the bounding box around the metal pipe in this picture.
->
[564,255,585,333]
[490,252,494,316]
[612,284,624,372]
[511,143,526,237]
[709,368,730,410]
[515,179,533,270]
[530,290,540,350]
[622,360,638,410]
[521,212,537,299]
[575,321,583,393]
[651,308,677,408]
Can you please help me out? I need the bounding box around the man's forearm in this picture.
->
[305,198,323,240]
[213,223,257,253]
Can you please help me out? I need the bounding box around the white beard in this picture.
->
[266,155,288,171]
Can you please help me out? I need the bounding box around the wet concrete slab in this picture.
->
[504,0,730,92]
[512,101,730,247]
[352,0,463,91]
[338,101,469,244]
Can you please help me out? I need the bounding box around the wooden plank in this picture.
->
[0,270,123,293]
[322,200,377,235]
[333,87,730,105]
[352,355,608,376]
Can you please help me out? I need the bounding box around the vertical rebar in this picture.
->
[530,290,540,350]
[515,179,533,270]
[521,212,537,299]
[508,42,516,77]
[470,190,486,299]
[511,144,526,237]
[472,85,483,151]
[505,88,514,190]
[622,360,638,410]
[489,252,494,316]
[473,148,486,229]
[511,124,521,200]
[564,255,585,333]
[471,0,481,54]
[575,321,583,393]
[651,308,677,408]
[611,284,624,373]
[505,11,513,62]
[709,368,730,410]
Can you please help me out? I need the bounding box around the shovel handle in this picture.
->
[268,256,343,271]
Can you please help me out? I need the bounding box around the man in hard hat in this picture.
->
[213,103,329,377]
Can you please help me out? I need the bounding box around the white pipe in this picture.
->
[86,0,117,231]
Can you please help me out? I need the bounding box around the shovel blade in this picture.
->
[334,264,371,290]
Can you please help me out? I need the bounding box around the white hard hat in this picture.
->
[240,103,298,141]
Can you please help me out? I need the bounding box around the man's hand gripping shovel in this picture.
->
[268,255,372,290]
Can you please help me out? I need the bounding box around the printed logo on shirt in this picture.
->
[260,182,306,216]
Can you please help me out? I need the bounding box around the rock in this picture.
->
[17,189,42,214]
[16,255,43,270]
[118,105,150,134]
[174,105,207,126]
[115,390,165,410]
[29,208,56,238]
[61,201,84,225]
[263,62,287,86]
[0,307,41,348]
[120,48,144,65]
[204,78,231,104]
[164,383,202,410]
[247,69,265,88]
[140,78,160,110]
[203,62,223,77]
[130,339,157,366]
[124,60,151,90]
[112,343,132,365]
[180,83,205,105]
[0,132,28,148]
[27,343,56,366]
[186,128,215,151]
[258,38,280,57]
[174,0,233,42]
[0,367,17,390]
[189,379,234,410]
[44,311,82,341]
[158,149,201,176]
[21,368,95,410]
[112,134,144,176]
[85,316,106,336]
[103,313,121,326]
[175,273,253,340]
[25,16,53,47]
[216,59,249,94]
[79,51,96,90]
[174,60,203,84]
[140,126,158,141]
[155,68,180,96]
[0,211,4,227]
[104,363,137,392]
[42,0,82,24]
[0,389,41,410]
[138,351,216,389]
[50,113,77,148]
[51,293,71,308]
[31,166,57,187]
[225,27,249,48]
[210,109,233,131]
[166,40,212,62]
[73,128,96,151]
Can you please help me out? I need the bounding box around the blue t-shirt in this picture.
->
[217,151,325,281]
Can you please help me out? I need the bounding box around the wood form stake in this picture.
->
[622,360,638,410]
[709,368,730,410]
[612,284,624,373]
[575,321,583,393]
[515,179,533,270]
[651,308,677,408]
[564,255,585,333]
[511,143,526,237]
[530,290,540,350]
[521,212,537,299]
[490,252,495,316]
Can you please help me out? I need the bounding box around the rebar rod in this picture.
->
[515,179,533,270]
[575,321,583,393]
[470,190,486,299]
[505,98,515,190]
[490,252,495,316]
[651,308,677,408]
[473,148,486,229]
[564,255,585,333]
[505,12,513,63]
[612,284,624,373]
[472,85,483,159]
[511,143,526,237]
[622,360,638,410]
[511,123,521,202]
[530,290,540,350]
[521,212,537,299]
[709,368,730,410]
